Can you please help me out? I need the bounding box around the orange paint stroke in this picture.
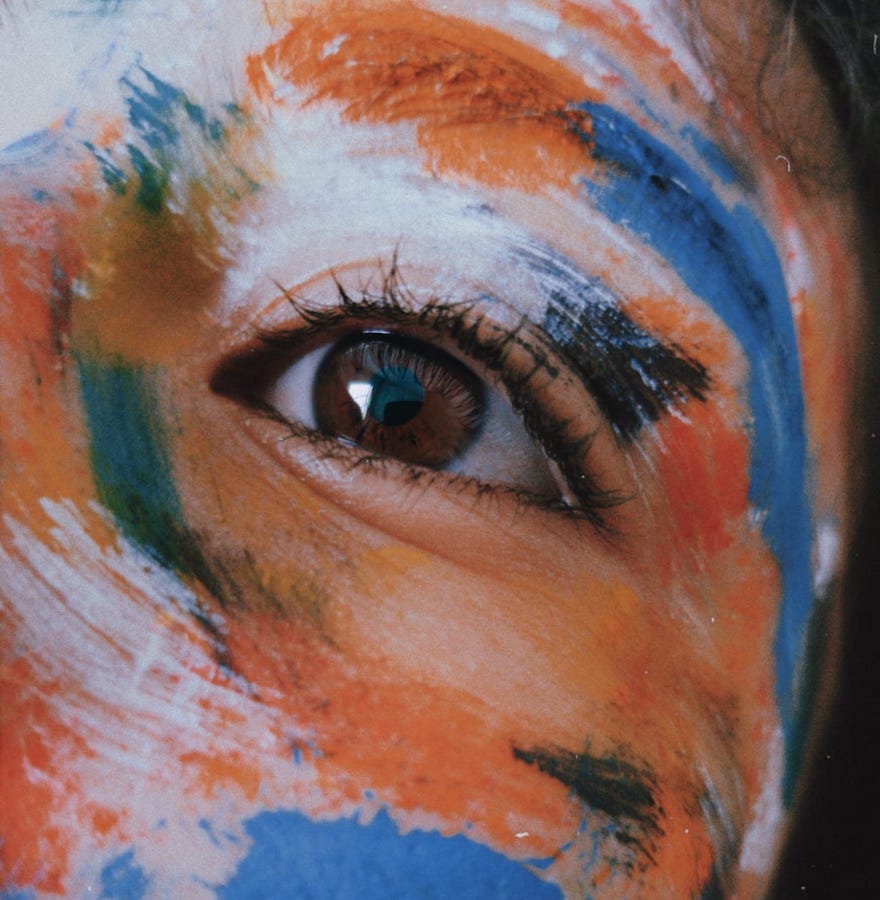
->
[247,2,602,191]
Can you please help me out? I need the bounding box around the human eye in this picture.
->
[210,265,628,530]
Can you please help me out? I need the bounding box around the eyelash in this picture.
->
[212,265,628,532]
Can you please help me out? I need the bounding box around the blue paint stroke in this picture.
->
[218,808,562,899]
[83,141,128,195]
[122,68,225,155]
[1,128,57,164]
[99,849,149,900]
[678,124,740,187]
[121,68,221,214]
[573,102,811,801]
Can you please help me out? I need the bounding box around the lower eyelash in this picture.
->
[260,404,617,528]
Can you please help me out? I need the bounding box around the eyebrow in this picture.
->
[516,243,710,440]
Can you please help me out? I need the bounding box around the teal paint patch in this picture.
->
[127,144,167,215]
[115,68,228,214]
[122,69,226,155]
[74,353,224,613]
[84,141,128,195]
[121,68,224,214]
[76,354,189,569]
[83,71,259,211]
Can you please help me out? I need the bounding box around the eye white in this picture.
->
[266,335,563,499]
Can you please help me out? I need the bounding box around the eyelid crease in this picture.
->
[210,265,629,532]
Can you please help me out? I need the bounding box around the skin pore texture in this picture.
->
[0,1,867,897]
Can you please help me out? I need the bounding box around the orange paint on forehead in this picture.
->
[247,2,601,191]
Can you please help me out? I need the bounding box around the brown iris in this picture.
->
[313,332,485,467]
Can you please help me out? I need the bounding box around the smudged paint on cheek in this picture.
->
[255,3,812,794]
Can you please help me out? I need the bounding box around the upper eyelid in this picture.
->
[213,288,525,414]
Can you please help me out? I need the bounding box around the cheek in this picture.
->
[165,360,785,891]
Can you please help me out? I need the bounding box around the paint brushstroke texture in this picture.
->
[573,102,811,798]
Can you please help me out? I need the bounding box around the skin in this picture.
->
[0,1,867,897]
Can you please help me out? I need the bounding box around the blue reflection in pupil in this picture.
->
[366,365,425,426]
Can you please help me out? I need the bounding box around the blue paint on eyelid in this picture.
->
[218,808,562,899]
[573,102,811,800]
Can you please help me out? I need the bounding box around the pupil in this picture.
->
[365,365,425,426]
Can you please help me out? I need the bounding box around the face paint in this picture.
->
[1,1,867,897]
[571,100,812,793]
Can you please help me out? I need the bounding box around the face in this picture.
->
[0,1,867,897]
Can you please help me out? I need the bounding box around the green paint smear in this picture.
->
[83,142,127,196]
[121,69,228,215]
[75,354,216,592]
[127,144,169,215]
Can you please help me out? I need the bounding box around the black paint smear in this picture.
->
[512,743,662,841]
[529,250,710,440]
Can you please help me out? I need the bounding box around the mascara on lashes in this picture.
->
[210,270,702,527]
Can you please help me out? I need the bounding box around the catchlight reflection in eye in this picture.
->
[266,330,563,498]
[313,331,484,467]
